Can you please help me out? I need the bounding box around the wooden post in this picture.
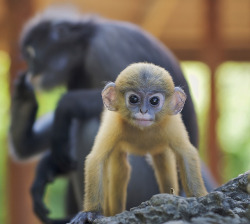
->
[5,0,41,223]
[203,0,224,184]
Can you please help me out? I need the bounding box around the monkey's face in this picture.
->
[124,90,165,128]
[102,63,186,129]
[21,22,84,90]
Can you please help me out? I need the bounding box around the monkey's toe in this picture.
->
[69,211,103,224]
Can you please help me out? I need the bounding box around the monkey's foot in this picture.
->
[69,211,103,224]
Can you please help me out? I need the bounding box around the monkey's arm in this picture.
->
[51,89,103,171]
[71,149,110,223]
[176,145,207,197]
[168,117,208,197]
[71,116,120,223]
[151,149,179,194]
[83,133,115,213]
[9,72,52,159]
[104,150,131,216]
[30,151,73,224]
[71,151,129,224]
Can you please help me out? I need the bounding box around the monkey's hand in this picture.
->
[11,71,38,127]
[69,211,103,224]
[31,152,69,223]
[10,71,43,158]
[31,179,51,224]
[12,71,37,104]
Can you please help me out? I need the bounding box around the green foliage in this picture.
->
[217,62,250,181]
[36,87,65,117]
[0,51,10,224]
[45,178,68,219]
[181,61,211,162]
[0,51,10,137]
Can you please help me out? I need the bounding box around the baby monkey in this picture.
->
[82,63,207,219]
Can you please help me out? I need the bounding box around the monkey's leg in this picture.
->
[83,114,123,215]
[84,152,106,213]
[107,150,131,216]
[176,145,207,197]
[51,89,102,171]
[103,158,110,216]
[151,149,179,195]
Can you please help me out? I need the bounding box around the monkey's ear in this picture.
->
[168,87,186,115]
[102,82,118,111]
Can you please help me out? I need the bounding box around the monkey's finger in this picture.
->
[14,72,30,92]
[33,200,51,223]
[34,199,50,214]
[13,72,37,101]
[87,212,95,222]
[30,182,53,223]
[86,212,103,222]
[69,211,103,223]
[15,71,27,86]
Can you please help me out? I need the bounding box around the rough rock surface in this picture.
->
[94,171,250,224]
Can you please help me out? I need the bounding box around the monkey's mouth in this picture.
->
[133,119,154,127]
[27,72,42,90]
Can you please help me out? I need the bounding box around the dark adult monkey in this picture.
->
[9,7,216,224]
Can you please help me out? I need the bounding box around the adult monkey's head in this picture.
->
[20,7,95,90]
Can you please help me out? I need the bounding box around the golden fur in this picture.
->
[83,63,207,216]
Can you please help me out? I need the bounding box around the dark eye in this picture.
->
[150,96,160,106]
[129,95,139,104]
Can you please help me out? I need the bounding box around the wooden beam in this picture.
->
[0,0,9,51]
[141,0,181,38]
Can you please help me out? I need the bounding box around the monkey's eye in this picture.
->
[129,94,140,104]
[150,96,160,106]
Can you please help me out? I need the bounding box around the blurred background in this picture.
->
[0,0,250,223]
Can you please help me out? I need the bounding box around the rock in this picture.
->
[247,172,250,194]
[94,171,250,224]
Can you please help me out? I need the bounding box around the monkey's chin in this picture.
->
[134,119,154,128]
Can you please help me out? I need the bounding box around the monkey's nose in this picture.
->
[140,109,148,114]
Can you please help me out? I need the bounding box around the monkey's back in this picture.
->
[85,18,186,88]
